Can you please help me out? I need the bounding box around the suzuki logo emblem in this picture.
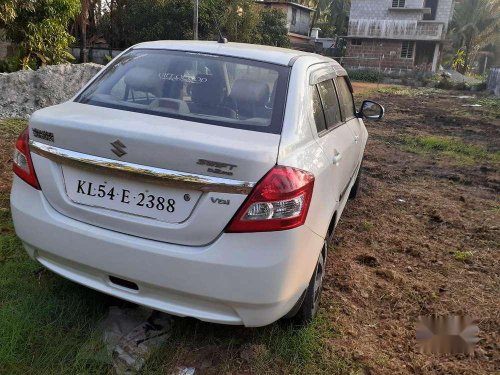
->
[110,139,127,157]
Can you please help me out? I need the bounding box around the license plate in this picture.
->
[62,166,201,223]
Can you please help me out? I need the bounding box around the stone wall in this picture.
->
[345,39,416,71]
[0,63,103,118]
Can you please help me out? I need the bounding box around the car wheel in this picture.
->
[286,243,326,326]
[348,164,363,200]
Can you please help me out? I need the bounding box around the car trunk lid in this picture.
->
[29,102,280,246]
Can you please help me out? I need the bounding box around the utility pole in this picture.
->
[193,0,199,40]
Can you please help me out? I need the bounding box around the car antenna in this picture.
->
[214,17,228,43]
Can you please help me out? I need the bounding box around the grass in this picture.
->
[0,118,27,137]
[476,97,500,119]
[353,85,444,101]
[0,117,361,374]
[0,205,360,374]
[361,220,374,231]
[141,311,359,375]
[373,86,439,98]
[453,250,474,262]
[0,119,27,191]
[396,134,500,165]
[0,116,114,373]
[0,194,112,374]
[0,191,359,374]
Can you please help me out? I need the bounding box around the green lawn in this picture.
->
[397,134,500,165]
[0,195,112,374]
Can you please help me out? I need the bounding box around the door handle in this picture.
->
[332,150,342,165]
[354,135,359,143]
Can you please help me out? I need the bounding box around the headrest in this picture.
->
[124,67,161,97]
[230,79,269,106]
[191,74,224,106]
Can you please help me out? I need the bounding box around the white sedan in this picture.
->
[10,41,383,327]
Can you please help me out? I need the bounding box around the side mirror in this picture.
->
[358,100,384,121]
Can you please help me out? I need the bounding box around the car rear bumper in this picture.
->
[10,176,324,327]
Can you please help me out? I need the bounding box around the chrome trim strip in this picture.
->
[29,140,255,194]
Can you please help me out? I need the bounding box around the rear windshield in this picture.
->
[75,49,290,134]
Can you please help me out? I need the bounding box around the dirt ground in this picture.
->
[0,85,498,374]
[325,84,499,374]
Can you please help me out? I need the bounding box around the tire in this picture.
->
[286,243,327,326]
[348,165,362,200]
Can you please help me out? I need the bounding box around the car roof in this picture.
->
[132,40,333,67]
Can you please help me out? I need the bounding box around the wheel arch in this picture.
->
[326,210,337,245]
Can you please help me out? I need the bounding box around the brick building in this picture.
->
[255,1,315,48]
[345,0,455,73]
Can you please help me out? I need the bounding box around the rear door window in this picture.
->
[316,80,342,128]
[335,77,356,121]
[75,49,290,134]
[311,86,327,133]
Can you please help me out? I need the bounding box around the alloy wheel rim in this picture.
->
[313,257,324,306]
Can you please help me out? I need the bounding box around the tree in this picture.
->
[96,0,289,48]
[76,0,103,60]
[124,0,193,45]
[309,0,351,38]
[328,0,350,36]
[450,0,500,73]
[258,8,290,47]
[76,0,90,62]
[2,0,80,69]
[199,0,260,44]
[97,0,193,48]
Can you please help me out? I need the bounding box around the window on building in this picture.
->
[392,0,406,7]
[423,0,438,20]
[291,8,297,25]
[401,41,415,59]
[351,39,362,46]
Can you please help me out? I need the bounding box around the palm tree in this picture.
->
[328,0,350,36]
[78,0,90,62]
[309,0,329,35]
[309,0,351,37]
[450,0,500,73]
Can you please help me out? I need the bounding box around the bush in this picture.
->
[436,76,470,91]
[0,48,27,72]
[257,8,290,48]
[2,0,80,70]
[346,69,379,83]
[470,81,487,91]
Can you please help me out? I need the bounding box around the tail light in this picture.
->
[13,127,40,189]
[226,166,314,232]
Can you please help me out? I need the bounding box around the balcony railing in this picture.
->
[348,19,444,41]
